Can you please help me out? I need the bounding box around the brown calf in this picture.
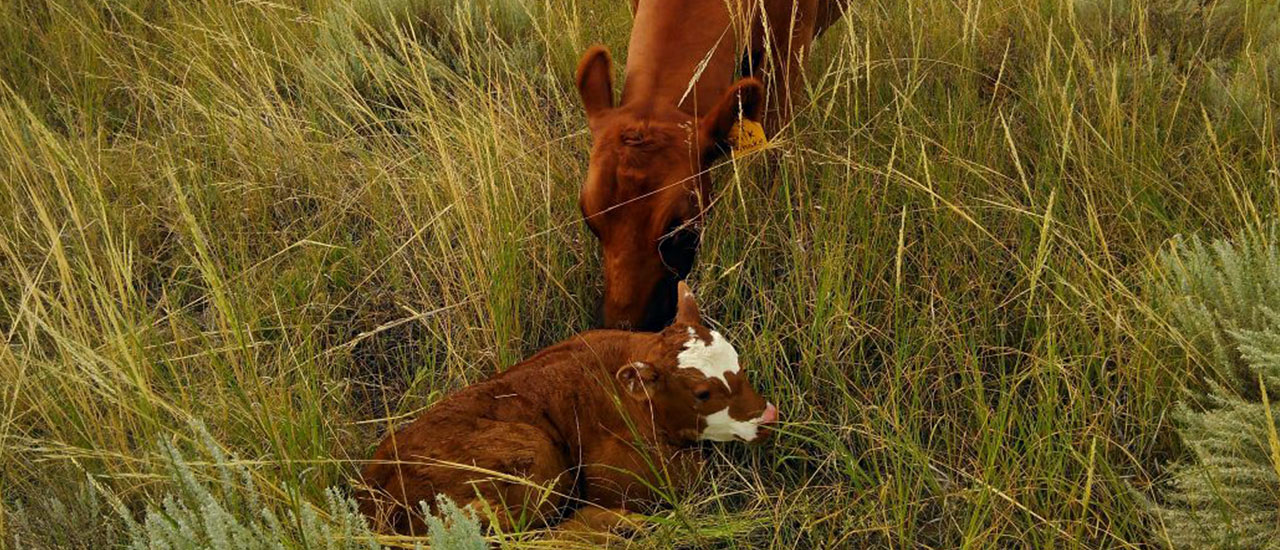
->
[357,283,777,535]
[577,0,850,330]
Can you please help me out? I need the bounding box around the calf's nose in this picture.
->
[759,403,778,424]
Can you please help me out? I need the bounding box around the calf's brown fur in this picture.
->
[357,283,775,535]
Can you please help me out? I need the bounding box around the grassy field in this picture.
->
[2,0,1278,548]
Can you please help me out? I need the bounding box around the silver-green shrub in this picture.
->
[421,496,488,550]
[7,474,122,549]
[114,421,486,550]
[1151,228,1280,549]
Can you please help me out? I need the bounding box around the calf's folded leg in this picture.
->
[358,420,572,535]
[551,506,647,545]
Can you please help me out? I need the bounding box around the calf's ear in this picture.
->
[700,78,766,156]
[576,45,614,123]
[675,281,702,326]
[616,361,659,399]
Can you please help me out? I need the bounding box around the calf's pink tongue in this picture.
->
[760,403,778,424]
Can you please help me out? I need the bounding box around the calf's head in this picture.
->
[615,282,778,443]
[576,46,765,330]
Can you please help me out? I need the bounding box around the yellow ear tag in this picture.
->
[728,119,768,157]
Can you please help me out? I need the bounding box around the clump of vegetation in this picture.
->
[6,473,122,549]
[113,421,486,550]
[1149,229,1280,549]
[115,422,377,550]
[421,496,489,550]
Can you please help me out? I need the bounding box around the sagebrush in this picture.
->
[1150,229,1280,550]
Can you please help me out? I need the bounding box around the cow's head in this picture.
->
[576,45,765,330]
[615,282,778,443]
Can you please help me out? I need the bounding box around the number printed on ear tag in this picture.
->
[729,119,769,158]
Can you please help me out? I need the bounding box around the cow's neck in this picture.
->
[620,0,744,117]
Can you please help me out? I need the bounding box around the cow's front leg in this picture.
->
[752,0,820,136]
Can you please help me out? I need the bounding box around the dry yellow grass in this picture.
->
[2,0,1277,547]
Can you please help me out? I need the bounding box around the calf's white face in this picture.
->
[678,328,739,387]
[677,328,777,442]
[615,282,779,444]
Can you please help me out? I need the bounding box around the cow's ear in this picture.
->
[675,281,702,326]
[615,361,659,400]
[576,45,614,123]
[700,78,765,157]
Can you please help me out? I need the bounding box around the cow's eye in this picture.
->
[694,388,711,401]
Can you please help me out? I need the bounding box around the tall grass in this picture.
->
[1,0,1277,547]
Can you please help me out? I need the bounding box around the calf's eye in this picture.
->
[694,388,711,401]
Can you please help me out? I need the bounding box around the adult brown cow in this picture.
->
[577,0,849,330]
